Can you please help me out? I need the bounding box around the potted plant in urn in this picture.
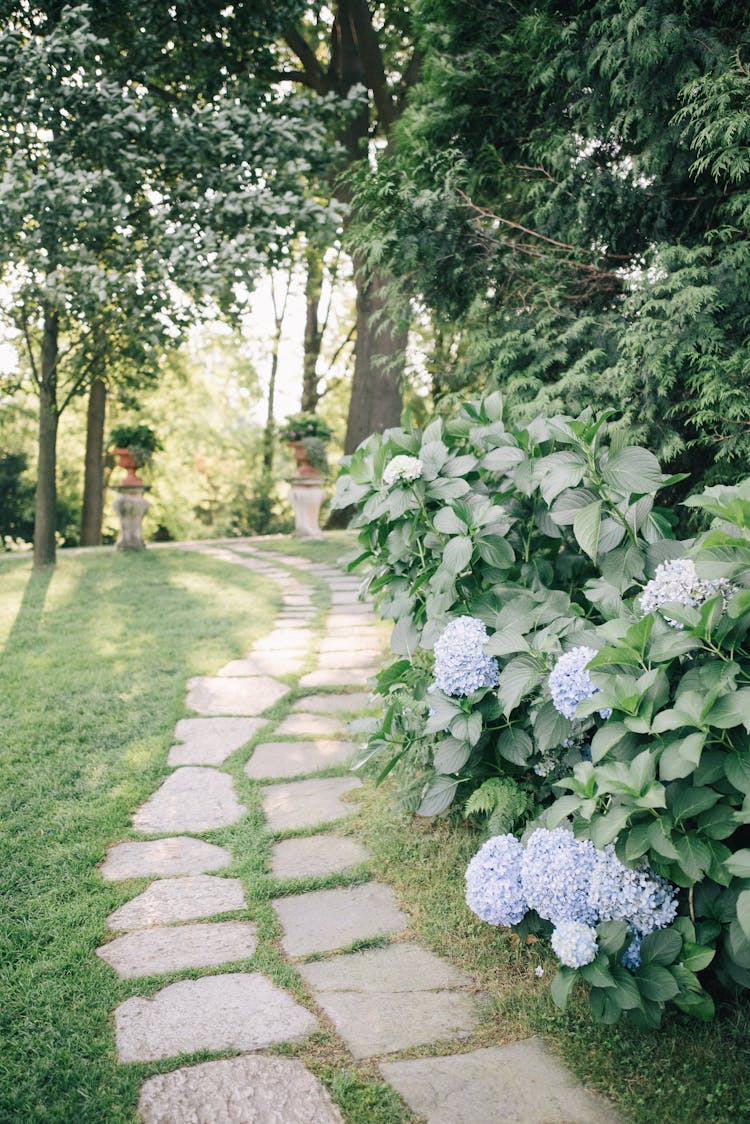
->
[278,412,332,479]
[109,423,161,486]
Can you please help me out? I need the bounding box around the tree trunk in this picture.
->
[301,245,324,412]
[344,269,406,453]
[33,309,60,567]
[80,378,106,546]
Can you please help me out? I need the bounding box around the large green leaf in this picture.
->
[550,967,577,1009]
[601,447,666,495]
[497,655,543,716]
[573,500,602,561]
[443,535,473,575]
[635,963,680,1002]
[639,929,682,966]
[416,775,459,816]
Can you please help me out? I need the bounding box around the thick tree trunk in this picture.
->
[301,245,324,413]
[33,309,60,568]
[344,269,406,454]
[80,378,106,546]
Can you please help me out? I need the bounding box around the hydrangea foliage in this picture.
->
[433,616,499,696]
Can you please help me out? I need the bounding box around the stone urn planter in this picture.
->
[112,447,145,488]
[289,440,323,479]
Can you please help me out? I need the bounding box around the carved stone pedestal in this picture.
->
[113,485,150,551]
[287,476,326,540]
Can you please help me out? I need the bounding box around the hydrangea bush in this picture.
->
[333,396,750,1026]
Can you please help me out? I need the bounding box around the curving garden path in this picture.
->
[95,541,622,1123]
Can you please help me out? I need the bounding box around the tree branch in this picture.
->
[284,25,327,93]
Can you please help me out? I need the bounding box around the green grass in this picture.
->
[248,529,359,565]
[0,546,411,1123]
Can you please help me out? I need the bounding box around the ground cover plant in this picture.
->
[334,394,750,1030]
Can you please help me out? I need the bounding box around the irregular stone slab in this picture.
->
[107,875,246,930]
[115,972,317,1062]
[271,834,372,880]
[299,944,476,1058]
[186,676,289,716]
[254,630,314,652]
[262,777,362,832]
[319,651,381,669]
[291,693,375,715]
[132,768,246,834]
[274,713,347,736]
[300,669,378,688]
[380,1040,623,1124]
[319,637,380,653]
[326,606,373,620]
[98,921,258,979]
[323,624,379,638]
[273,883,408,956]
[101,837,231,881]
[217,653,304,677]
[169,717,265,766]
[138,1055,343,1124]
[246,740,357,780]
[300,943,472,993]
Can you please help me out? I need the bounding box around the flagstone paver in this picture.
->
[254,630,314,651]
[168,716,265,766]
[107,875,246,930]
[185,675,289,715]
[318,636,381,653]
[274,713,347,736]
[273,883,409,956]
[271,834,372,880]
[318,650,382,669]
[261,776,362,832]
[138,1056,344,1124]
[379,1039,623,1124]
[132,767,246,834]
[291,692,375,714]
[245,739,358,780]
[300,668,378,688]
[100,837,231,881]
[298,944,477,1058]
[115,973,317,1062]
[98,920,259,979]
[217,653,305,677]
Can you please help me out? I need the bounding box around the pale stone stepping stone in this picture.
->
[138,1055,343,1124]
[292,692,375,715]
[298,944,476,1058]
[326,607,373,620]
[217,653,304,677]
[324,624,379,637]
[133,768,246,834]
[300,669,378,688]
[98,920,258,979]
[319,636,380,653]
[186,675,289,715]
[245,739,357,780]
[380,1039,623,1124]
[168,717,264,766]
[271,834,372,880]
[115,972,317,1062]
[101,837,231,881]
[273,883,408,956]
[262,776,362,832]
[319,651,382,669]
[254,630,314,651]
[107,875,246,930]
[274,713,347,736]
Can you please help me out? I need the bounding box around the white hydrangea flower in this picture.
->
[382,454,423,486]
[639,558,735,629]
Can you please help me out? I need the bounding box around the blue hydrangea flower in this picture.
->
[433,616,499,696]
[465,834,527,926]
[551,920,599,968]
[587,845,678,936]
[621,935,642,972]
[382,454,423,486]
[548,647,610,720]
[521,828,598,926]
[639,558,735,629]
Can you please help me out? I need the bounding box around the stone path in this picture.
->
[96,541,623,1122]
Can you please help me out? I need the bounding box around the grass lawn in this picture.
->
[3,538,748,1123]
